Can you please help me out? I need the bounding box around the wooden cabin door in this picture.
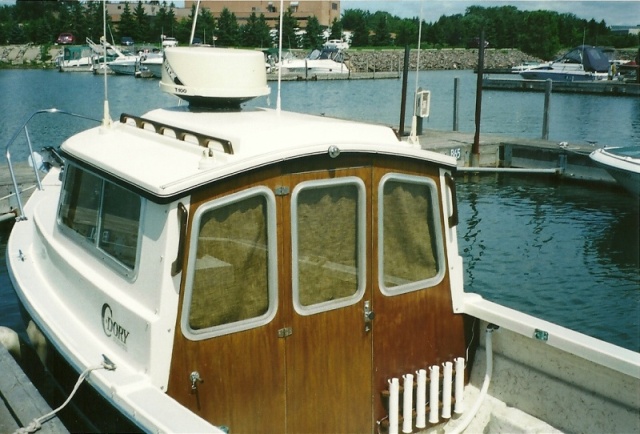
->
[369,163,466,424]
[168,166,375,433]
[282,168,373,433]
[167,170,287,434]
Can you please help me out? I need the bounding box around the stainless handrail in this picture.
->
[4,108,100,221]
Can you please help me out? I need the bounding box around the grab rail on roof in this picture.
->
[120,113,235,155]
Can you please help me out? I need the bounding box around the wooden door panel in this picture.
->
[370,162,467,422]
[284,168,373,433]
[168,325,286,433]
[168,169,287,434]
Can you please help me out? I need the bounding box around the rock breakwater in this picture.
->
[2,44,636,73]
[0,44,538,71]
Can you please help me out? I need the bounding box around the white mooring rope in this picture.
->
[14,356,116,434]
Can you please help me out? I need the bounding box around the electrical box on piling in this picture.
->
[417,90,431,118]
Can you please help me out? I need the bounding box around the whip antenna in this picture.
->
[276,0,284,113]
[102,0,111,128]
[189,0,201,45]
[409,0,424,145]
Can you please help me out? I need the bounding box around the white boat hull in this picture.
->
[590,147,640,196]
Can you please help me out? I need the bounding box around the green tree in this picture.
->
[118,2,136,43]
[371,13,392,46]
[242,12,271,48]
[69,1,87,42]
[520,10,561,59]
[329,17,342,41]
[343,9,369,47]
[278,9,298,49]
[395,19,418,47]
[85,1,111,43]
[303,15,323,48]
[133,1,151,43]
[216,7,239,47]
[194,6,215,44]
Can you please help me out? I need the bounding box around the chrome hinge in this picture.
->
[275,186,290,196]
[278,327,293,338]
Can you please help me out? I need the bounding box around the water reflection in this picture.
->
[457,174,639,352]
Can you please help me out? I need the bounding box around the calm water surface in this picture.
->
[1,69,639,351]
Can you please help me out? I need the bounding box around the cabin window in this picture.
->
[58,165,142,274]
[378,174,444,295]
[291,178,366,315]
[183,187,277,339]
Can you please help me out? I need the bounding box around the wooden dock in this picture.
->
[413,128,618,186]
[482,77,640,96]
[267,71,400,81]
[0,344,69,433]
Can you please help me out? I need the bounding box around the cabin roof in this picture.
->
[61,107,455,200]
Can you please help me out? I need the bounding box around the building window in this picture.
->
[332,2,338,10]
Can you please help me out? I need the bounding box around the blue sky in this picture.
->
[0,1,636,26]
[342,1,640,26]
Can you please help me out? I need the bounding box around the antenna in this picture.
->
[276,0,284,113]
[102,0,111,128]
[409,0,425,145]
[189,0,201,46]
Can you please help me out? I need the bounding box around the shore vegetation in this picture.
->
[0,1,637,62]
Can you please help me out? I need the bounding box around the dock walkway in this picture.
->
[482,77,640,96]
[0,344,69,434]
[414,128,617,185]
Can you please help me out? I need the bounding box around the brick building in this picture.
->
[184,1,341,28]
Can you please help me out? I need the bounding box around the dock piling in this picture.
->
[542,79,552,140]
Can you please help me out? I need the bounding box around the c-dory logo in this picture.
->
[102,303,130,346]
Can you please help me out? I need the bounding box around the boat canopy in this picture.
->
[558,45,611,72]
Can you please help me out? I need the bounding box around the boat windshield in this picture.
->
[58,165,142,274]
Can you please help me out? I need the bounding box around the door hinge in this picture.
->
[278,327,293,338]
[275,186,290,196]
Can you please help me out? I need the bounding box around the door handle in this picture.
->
[364,301,375,332]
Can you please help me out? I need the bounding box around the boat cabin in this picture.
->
[8,48,471,433]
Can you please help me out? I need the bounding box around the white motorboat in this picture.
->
[55,45,95,72]
[107,52,140,75]
[590,146,640,196]
[5,47,640,433]
[139,37,180,79]
[510,60,551,73]
[97,38,140,75]
[139,51,163,78]
[278,47,349,75]
[520,45,610,81]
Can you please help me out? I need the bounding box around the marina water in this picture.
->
[1,69,638,352]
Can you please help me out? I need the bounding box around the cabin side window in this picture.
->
[58,165,142,274]
[378,173,445,295]
[291,177,366,315]
[182,187,277,339]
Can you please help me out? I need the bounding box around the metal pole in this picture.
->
[399,45,410,136]
[542,79,552,140]
[416,87,423,136]
[472,30,485,162]
[453,77,460,131]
